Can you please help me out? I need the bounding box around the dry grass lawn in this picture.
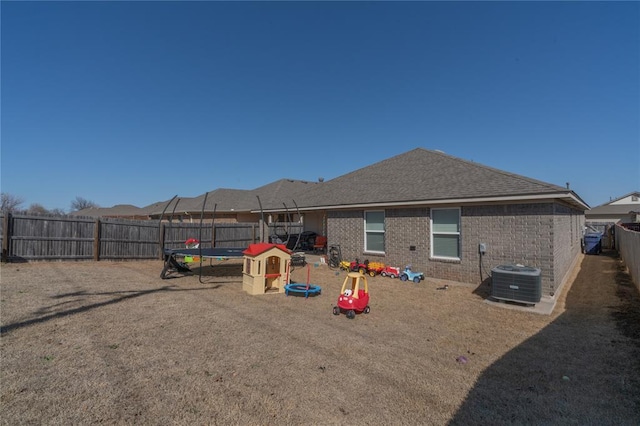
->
[1,251,639,425]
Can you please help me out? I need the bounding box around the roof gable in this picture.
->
[593,191,640,207]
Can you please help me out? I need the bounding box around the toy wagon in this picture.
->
[347,259,385,277]
[332,272,371,319]
[365,261,385,277]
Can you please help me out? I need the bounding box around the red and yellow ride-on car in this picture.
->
[339,260,351,271]
[348,258,368,274]
[333,272,371,319]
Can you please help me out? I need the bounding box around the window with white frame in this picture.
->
[431,208,461,259]
[364,211,385,253]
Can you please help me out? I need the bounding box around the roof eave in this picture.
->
[255,192,589,213]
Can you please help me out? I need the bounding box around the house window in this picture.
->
[431,208,461,259]
[364,211,385,253]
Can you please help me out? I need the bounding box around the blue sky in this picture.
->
[2,1,638,211]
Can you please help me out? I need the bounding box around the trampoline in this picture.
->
[284,283,322,298]
[161,247,245,280]
[284,264,322,298]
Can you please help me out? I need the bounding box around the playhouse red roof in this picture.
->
[242,243,290,257]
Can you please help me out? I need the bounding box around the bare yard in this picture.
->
[1,252,639,425]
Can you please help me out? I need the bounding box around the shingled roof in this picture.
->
[78,148,588,217]
[587,191,640,215]
[272,148,588,211]
[143,179,319,216]
[71,204,148,218]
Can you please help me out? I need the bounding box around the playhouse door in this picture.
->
[265,256,281,291]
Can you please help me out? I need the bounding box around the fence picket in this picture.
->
[0,213,264,261]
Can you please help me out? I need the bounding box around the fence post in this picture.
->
[1,213,11,262]
[93,218,101,261]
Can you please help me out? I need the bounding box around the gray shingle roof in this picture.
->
[286,148,586,209]
[88,148,589,217]
[587,204,640,215]
[591,191,640,208]
[143,179,319,216]
[253,179,321,210]
[71,204,148,218]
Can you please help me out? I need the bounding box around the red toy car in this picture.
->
[380,265,401,278]
[333,272,371,319]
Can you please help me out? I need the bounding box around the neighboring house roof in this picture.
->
[587,204,640,215]
[596,191,640,207]
[585,191,640,221]
[260,148,588,211]
[590,191,640,208]
[71,204,148,218]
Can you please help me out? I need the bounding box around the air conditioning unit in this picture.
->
[491,264,542,305]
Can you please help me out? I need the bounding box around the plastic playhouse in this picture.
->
[333,272,371,319]
[242,243,291,295]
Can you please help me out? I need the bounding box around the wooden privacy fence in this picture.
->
[616,223,640,292]
[0,213,261,262]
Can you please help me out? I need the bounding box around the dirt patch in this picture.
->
[1,252,639,425]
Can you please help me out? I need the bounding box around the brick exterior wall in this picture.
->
[326,202,584,297]
[327,210,365,261]
[552,203,585,296]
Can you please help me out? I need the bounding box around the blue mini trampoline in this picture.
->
[284,265,321,298]
[284,283,322,298]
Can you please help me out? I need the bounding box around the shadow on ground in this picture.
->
[0,283,226,336]
[449,250,640,425]
[189,262,243,277]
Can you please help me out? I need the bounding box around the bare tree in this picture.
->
[1,193,24,213]
[26,203,49,215]
[70,196,98,212]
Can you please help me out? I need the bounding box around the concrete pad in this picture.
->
[483,295,557,315]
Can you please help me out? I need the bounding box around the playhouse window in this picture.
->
[364,210,385,253]
[431,208,460,259]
